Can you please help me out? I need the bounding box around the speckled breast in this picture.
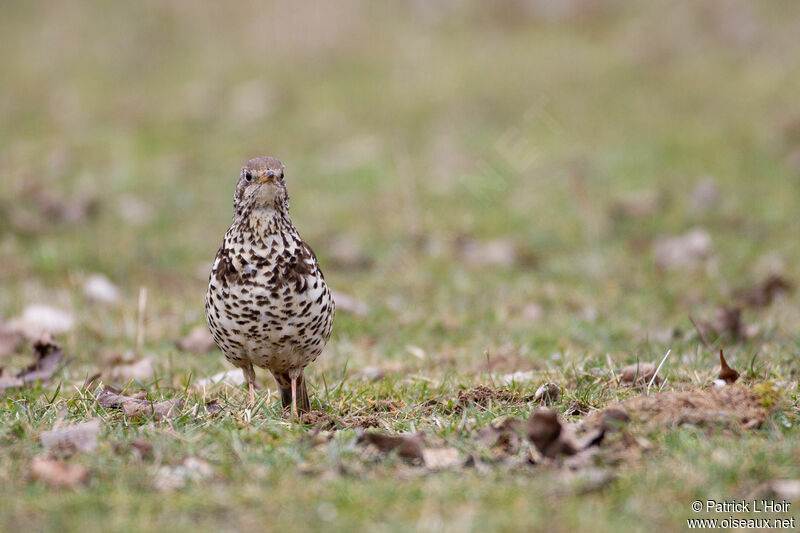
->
[205,230,334,373]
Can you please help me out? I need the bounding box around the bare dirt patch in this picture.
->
[584,386,767,431]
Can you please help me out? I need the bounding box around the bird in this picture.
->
[205,156,334,418]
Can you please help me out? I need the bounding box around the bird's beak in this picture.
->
[257,170,278,183]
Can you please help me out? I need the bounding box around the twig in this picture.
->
[688,314,713,352]
[647,349,671,394]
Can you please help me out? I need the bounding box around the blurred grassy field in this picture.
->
[1,1,800,532]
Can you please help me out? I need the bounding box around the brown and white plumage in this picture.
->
[205,156,334,417]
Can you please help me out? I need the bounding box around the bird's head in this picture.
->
[233,156,289,216]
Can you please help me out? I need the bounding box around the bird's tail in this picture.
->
[273,371,311,413]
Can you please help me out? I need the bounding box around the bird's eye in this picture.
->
[244,171,253,182]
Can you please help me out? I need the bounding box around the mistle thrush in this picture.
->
[205,156,334,417]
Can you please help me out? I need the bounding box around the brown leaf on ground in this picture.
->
[122,398,182,420]
[599,408,631,431]
[40,419,100,455]
[95,388,183,420]
[177,326,216,355]
[620,362,660,386]
[478,418,525,455]
[718,350,740,384]
[29,456,89,488]
[584,386,766,431]
[17,333,64,384]
[736,275,793,308]
[526,409,578,459]
[534,383,561,404]
[357,432,425,460]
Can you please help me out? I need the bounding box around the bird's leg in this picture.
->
[290,375,298,421]
[243,364,256,409]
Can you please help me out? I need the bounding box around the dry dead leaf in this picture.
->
[122,399,182,420]
[620,362,660,386]
[526,409,578,459]
[653,228,711,270]
[29,456,89,488]
[717,350,740,385]
[478,418,525,455]
[40,419,100,455]
[17,333,64,384]
[736,275,793,308]
[357,432,425,460]
[177,325,216,355]
[95,388,183,420]
[0,334,65,391]
[534,383,561,405]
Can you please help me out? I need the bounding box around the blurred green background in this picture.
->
[2,0,799,365]
[1,1,800,531]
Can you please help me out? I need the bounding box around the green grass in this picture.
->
[1,1,800,531]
